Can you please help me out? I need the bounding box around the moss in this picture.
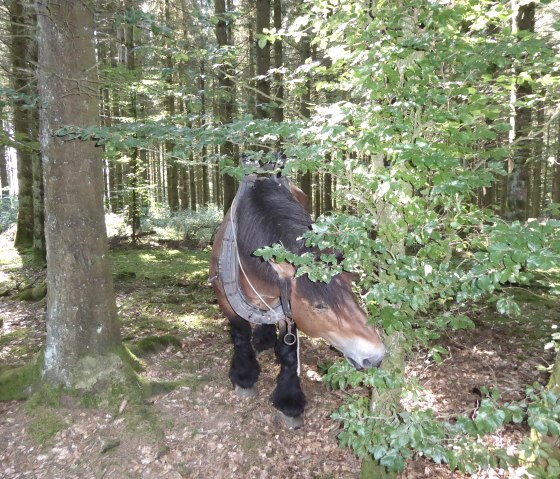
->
[361,455,396,479]
[126,334,182,357]
[162,358,183,371]
[0,353,42,401]
[0,328,30,349]
[118,343,145,372]
[26,383,64,409]
[511,288,557,307]
[27,409,68,446]
[111,249,210,285]
[69,349,149,412]
[13,282,46,301]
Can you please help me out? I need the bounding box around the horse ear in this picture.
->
[269,260,296,280]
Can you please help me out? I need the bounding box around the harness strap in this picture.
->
[217,173,300,375]
[218,176,287,325]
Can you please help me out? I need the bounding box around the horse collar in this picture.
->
[217,175,293,327]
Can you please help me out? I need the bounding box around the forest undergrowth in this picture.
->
[0,221,559,478]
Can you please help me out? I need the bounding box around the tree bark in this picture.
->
[189,163,197,211]
[37,0,120,386]
[124,0,143,240]
[0,111,9,197]
[506,1,535,222]
[165,0,179,211]
[298,12,312,206]
[10,0,35,248]
[214,0,236,211]
[272,0,283,124]
[255,0,271,120]
[530,104,544,218]
[553,115,560,212]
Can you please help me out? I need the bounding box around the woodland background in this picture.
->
[1,0,560,477]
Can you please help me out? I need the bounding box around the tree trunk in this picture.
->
[214,0,236,211]
[553,116,560,213]
[255,0,271,120]
[10,0,34,248]
[37,0,120,386]
[530,104,544,218]
[247,4,257,117]
[189,163,197,211]
[298,14,312,206]
[165,0,179,212]
[23,10,45,258]
[125,0,141,239]
[323,171,333,213]
[199,59,210,206]
[313,172,322,218]
[0,112,9,197]
[31,100,44,258]
[506,1,535,222]
[272,0,283,124]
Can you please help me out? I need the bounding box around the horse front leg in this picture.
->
[252,323,277,352]
[228,315,260,397]
[271,324,306,429]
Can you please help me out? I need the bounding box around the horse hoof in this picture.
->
[235,385,257,398]
[275,411,304,429]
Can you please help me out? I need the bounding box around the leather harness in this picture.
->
[214,173,297,344]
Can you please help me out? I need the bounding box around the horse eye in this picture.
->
[313,303,328,311]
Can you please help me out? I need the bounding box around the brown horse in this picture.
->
[209,171,385,428]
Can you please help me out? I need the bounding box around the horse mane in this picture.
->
[235,177,351,312]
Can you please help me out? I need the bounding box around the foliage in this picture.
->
[105,205,221,246]
[324,362,560,476]
[142,205,222,246]
[0,196,18,233]
[3,0,560,474]
[254,0,560,474]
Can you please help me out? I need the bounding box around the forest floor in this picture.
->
[0,226,559,479]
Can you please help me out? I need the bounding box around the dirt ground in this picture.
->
[1,231,558,479]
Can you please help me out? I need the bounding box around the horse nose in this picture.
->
[362,355,383,369]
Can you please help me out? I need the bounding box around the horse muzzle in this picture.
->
[346,351,384,370]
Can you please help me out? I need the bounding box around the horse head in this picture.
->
[269,261,386,370]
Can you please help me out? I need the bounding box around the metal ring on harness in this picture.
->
[283,332,297,346]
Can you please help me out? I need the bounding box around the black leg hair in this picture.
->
[252,324,277,352]
[228,315,260,389]
[271,325,306,418]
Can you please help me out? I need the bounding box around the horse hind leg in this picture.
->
[271,325,306,429]
[228,315,260,397]
[252,324,277,352]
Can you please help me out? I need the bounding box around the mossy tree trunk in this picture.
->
[37,0,121,387]
[360,334,405,479]
[360,150,409,477]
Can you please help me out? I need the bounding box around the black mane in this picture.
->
[235,177,350,311]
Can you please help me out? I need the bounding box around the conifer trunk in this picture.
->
[214,0,236,211]
[506,1,535,221]
[10,0,34,248]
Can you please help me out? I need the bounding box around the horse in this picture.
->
[209,168,385,429]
